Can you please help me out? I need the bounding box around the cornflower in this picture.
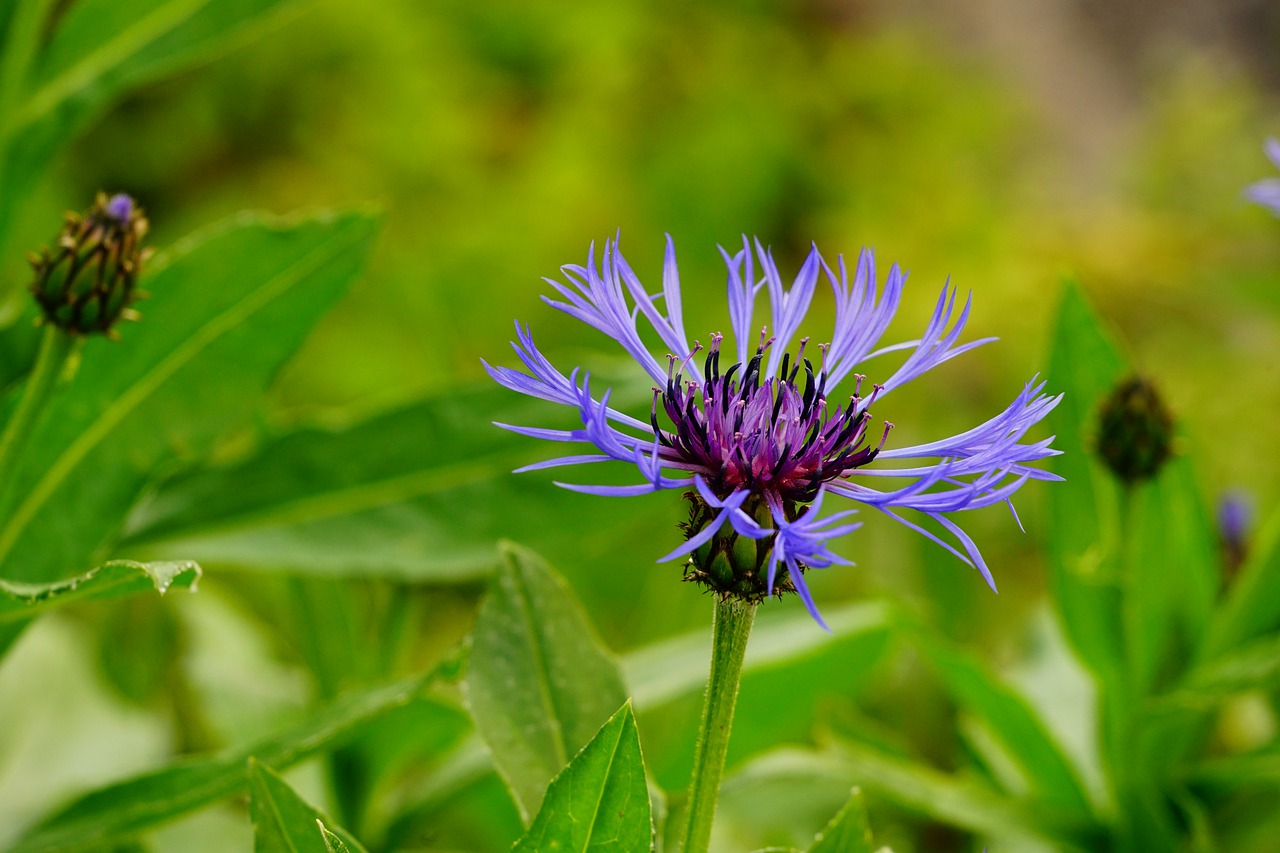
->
[486,236,1061,627]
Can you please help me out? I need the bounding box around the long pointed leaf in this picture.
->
[248,759,367,853]
[1043,280,1127,682]
[807,788,874,853]
[0,559,199,657]
[120,375,656,581]
[513,703,652,853]
[465,542,627,821]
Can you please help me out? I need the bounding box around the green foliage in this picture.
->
[10,672,434,853]
[512,703,652,853]
[0,558,198,655]
[908,628,1091,816]
[248,759,366,853]
[120,377,650,582]
[807,788,875,853]
[465,542,628,821]
[3,0,1280,850]
[0,211,378,583]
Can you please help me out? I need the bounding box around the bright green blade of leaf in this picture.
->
[1121,457,1218,698]
[1202,507,1280,660]
[465,542,628,821]
[828,738,1096,850]
[1043,279,1128,683]
[248,759,366,853]
[0,559,199,624]
[807,787,874,853]
[0,0,297,254]
[513,703,651,853]
[0,559,198,657]
[319,823,352,853]
[10,670,434,853]
[120,379,645,582]
[909,630,1092,816]
[0,211,379,583]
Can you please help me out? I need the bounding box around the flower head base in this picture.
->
[486,235,1063,627]
[29,192,151,336]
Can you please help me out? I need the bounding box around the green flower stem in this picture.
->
[0,325,76,512]
[680,595,757,853]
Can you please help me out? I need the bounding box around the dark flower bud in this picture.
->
[1095,376,1173,484]
[29,192,152,336]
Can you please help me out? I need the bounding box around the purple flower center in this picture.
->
[653,332,892,503]
[105,193,134,223]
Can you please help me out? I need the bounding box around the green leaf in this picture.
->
[1186,744,1280,795]
[120,373,657,581]
[1202,507,1280,660]
[807,788,874,853]
[0,0,297,255]
[0,211,379,583]
[0,559,199,657]
[386,600,896,836]
[248,759,366,853]
[910,630,1092,816]
[1162,633,1280,708]
[827,738,1096,850]
[1043,279,1128,682]
[0,559,199,624]
[319,824,352,853]
[717,748,866,853]
[122,385,591,581]
[10,670,435,853]
[512,703,652,853]
[465,542,628,821]
[1121,457,1218,697]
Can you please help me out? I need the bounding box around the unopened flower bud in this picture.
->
[29,192,151,336]
[1096,376,1173,484]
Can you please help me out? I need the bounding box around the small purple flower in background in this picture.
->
[486,236,1062,627]
[104,193,135,223]
[1245,138,1280,217]
[1218,488,1254,578]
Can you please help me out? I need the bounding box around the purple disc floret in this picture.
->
[105,193,135,223]
[484,235,1063,627]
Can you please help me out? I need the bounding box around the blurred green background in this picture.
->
[21,0,1277,600]
[4,0,1280,849]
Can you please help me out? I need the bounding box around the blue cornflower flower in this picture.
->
[1246,138,1280,216]
[486,236,1062,626]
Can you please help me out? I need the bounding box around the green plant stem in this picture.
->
[0,325,76,513]
[680,595,757,853]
